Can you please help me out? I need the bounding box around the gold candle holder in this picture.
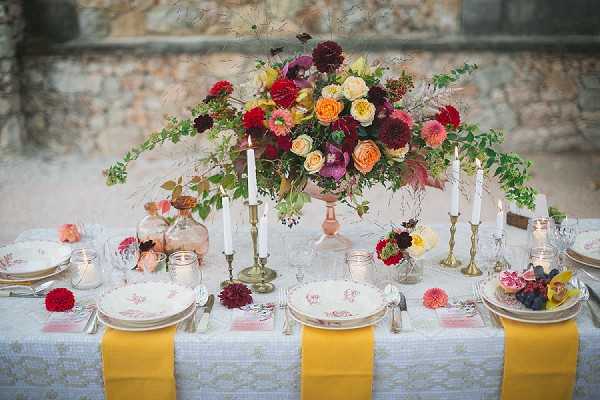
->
[252,255,275,294]
[238,201,277,284]
[221,252,242,288]
[461,221,483,276]
[440,213,462,268]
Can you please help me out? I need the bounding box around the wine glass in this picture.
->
[549,218,578,269]
[104,235,139,286]
[284,234,315,284]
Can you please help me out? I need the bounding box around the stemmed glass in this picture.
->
[284,234,315,284]
[549,218,578,269]
[104,236,139,286]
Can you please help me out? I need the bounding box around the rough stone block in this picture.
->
[578,88,600,112]
[78,8,110,39]
[461,0,501,34]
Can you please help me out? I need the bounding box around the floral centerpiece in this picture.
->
[105,35,536,225]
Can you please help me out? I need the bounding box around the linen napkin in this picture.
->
[501,318,578,400]
[101,326,176,400]
[301,326,374,400]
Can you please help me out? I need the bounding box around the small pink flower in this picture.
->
[158,199,171,214]
[421,120,447,148]
[423,287,448,309]
[268,108,294,136]
[391,110,413,128]
[58,224,80,243]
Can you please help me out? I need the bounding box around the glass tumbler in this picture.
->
[345,250,375,284]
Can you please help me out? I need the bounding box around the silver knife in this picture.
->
[197,294,214,333]
[586,284,600,328]
[397,293,413,332]
[0,291,44,298]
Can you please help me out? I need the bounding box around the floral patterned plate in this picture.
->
[98,303,196,332]
[98,281,196,323]
[569,230,600,268]
[0,241,71,276]
[289,306,387,330]
[287,279,386,323]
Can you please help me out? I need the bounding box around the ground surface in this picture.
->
[1,152,599,245]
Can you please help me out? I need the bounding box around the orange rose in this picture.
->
[58,224,80,243]
[352,140,381,174]
[315,97,343,125]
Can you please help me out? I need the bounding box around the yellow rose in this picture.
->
[414,225,438,250]
[295,88,314,112]
[321,84,343,100]
[384,143,409,162]
[352,140,381,174]
[350,99,376,126]
[304,150,325,174]
[342,76,369,101]
[407,233,426,258]
[244,98,276,111]
[291,134,313,157]
[255,67,279,90]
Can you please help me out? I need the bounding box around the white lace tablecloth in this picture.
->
[2,220,600,400]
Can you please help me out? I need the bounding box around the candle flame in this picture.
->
[475,158,481,169]
[248,135,253,147]
[454,146,459,159]
[498,200,503,212]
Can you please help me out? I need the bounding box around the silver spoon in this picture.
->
[384,284,401,333]
[0,280,56,297]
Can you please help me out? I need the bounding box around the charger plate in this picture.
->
[0,241,71,276]
[289,306,387,330]
[0,263,69,284]
[98,281,196,323]
[98,303,196,332]
[569,230,600,267]
[481,296,581,324]
[567,250,600,269]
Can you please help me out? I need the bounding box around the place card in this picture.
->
[43,304,94,333]
[230,303,275,331]
[436,306,485,328]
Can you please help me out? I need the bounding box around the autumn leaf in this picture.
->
[161,180,176,190]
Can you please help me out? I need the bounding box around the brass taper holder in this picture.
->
[440,213,462,268]
[252,255,275,294]
[461,221,483,276]
[221,252,242,288]
[238,201,277,284]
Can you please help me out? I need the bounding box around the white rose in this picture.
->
[291,134,313,157]
[414,225,439,250]
[384,143,409,162]
[350,99,376,127]
[321,84,343,100]
[342,76,369,101]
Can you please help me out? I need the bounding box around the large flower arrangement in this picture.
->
[105,36,536,225]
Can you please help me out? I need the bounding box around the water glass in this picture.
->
[527,217,555,249]
[168,251,202,288]
[284,235,315,283]
[104,235,139,286]
[549,218,578,268]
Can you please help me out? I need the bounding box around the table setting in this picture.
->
[2,38,600,400]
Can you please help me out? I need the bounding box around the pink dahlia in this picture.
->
[391,109,413,128]
[421,120,447,148]
[423,288,448,309]
[268,109,294,136]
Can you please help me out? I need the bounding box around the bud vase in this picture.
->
[165,196,209,263]
[394,256,424,284]
[137,202,169,253]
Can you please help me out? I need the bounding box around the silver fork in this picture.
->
[279,288,292,335]
[472,281,502,328]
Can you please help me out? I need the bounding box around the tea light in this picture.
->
[168,251,201,287]
[70,248,102,290]
[529,246,557,273]
[528,217,553,248]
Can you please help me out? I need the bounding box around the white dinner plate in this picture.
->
[567,250,600,269]
[481,296,581,325]
[287,279,387,323]
[98,281,196,323]
[0,241,71,276]
[0,263,69,284]
[570,230,600,265]
[99,303,196,332]
[289,306,387,330]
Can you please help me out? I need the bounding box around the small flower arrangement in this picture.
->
[376,220,438,266]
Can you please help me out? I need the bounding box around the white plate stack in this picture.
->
[97,282,198,331]
[0,241,71,283]
[287,280,387,330]
[567,230,600,269]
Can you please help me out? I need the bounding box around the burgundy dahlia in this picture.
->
[194,114,213,134]
[275,135,292,151]
[378,118,411,150]
[368,86,387,106]
[331,116,360,152]
[263,144,278,160]
[312,41,344,73]
[395,231,413,250]
[219,283,253,309]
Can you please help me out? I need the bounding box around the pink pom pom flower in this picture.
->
[423,287,449,309]
[421,120,447,148]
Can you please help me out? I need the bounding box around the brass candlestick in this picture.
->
[252,255,275,294]
[440,213,462,268]
[461,221,483,276]
[238,201,277,284]
[221,252,242,288]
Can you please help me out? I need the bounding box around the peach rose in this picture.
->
[58,224,80,243]
[291,134,313,156]
[304,150,325,174]
[315,97,343,125]
[352,140,381,174]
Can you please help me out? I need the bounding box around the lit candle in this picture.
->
[247,136,258,205]
[258,203,269,258]
[450,146,460,216]
[471,158,483,225]
[496,200,504,235]
[221,186,233,255]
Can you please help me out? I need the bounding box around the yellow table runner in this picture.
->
[501,318,578,400]
[301,326,374,400]
[101,326,177,400]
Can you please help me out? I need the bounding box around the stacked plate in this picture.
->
[0,241,71,283]
[97,281,197,331]
[478,278,584,324]
[567,230,600,269]
[287,280,387,330]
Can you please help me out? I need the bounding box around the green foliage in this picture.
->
[432,63,478,89]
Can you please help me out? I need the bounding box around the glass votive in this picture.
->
[527,217,555,249]
[529,246,558,273]
[70,248,103,290]
[168,251,202,287]
[345,250,375,283]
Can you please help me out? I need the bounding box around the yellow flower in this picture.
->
[350,99,376,126]
[349,56,370,76]
[384,143,409,162]
[304,150,325,174]
[413,225,438,250]
[321,84,343,100]
[244,98,276,111]
[295,88,314,112]
[291,134,313,157]
[255,67,278,90]
[407,233,426,258]
[291,107,313,125]
[342,76,369,101]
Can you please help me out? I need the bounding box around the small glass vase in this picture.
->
[137,202,169,253]
[165,196,209,262]
[394,256,424,284]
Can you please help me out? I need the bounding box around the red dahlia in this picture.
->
[331,116,360,152]
[219,283,253,309]
[435,105,461,129]
[312,41,344,73]
[375,239,404,266]
[45,288,76,312]
[270,79,299,108]
[194,114,213,133]
[378,118,411,150]
[263,144,278,160]
[275,135,292,151]
[208,80,233,97]
[243,107,265,129]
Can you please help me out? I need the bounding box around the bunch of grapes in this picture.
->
[514,266,559,310]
